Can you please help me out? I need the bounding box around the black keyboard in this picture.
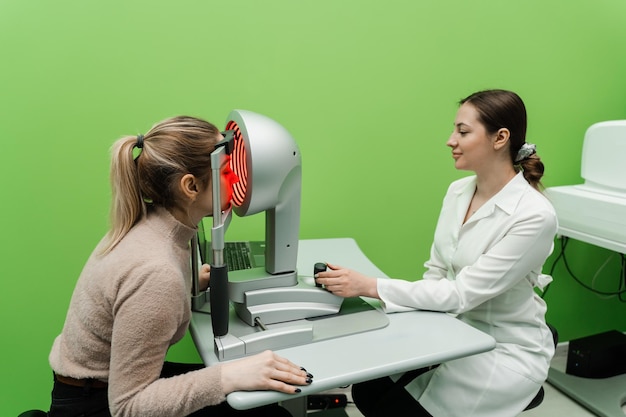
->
[224,242,253,270]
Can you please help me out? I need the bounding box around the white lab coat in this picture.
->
[377,172,558,417]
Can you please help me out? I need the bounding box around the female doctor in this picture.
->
[315,89,558,417]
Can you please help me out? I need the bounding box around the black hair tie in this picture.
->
[135,134,145,149]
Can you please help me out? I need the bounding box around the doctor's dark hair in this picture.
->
[102,116,221,254]
[460,89,545,190]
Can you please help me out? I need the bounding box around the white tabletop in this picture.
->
[191,238,496,410]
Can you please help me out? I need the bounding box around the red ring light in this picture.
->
[225,120,247,208]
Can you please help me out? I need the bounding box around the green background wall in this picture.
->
[2,0,625,414]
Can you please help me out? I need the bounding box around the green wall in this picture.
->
[2,0,625,414]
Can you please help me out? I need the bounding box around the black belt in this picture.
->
[55,373,108,389]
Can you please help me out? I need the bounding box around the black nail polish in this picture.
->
[295,388,302,393]
[306,373,314,379]
[300,367,307,372]
[306,378,313,384]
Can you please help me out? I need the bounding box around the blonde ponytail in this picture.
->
[101,136,146,254]
[100,116,220,254]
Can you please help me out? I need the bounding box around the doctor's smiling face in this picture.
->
[447,102,497,172]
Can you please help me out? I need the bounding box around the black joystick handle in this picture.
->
[209,264,229,337]
[314,262,327,288]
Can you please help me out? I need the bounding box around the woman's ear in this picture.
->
[179,173,199,201]
[493,128,510,151]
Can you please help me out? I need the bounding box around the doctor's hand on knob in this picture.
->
[314,262,380,299]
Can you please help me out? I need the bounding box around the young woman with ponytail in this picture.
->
[48,116,311,417]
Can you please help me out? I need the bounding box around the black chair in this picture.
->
[523,323,559,411]
[17,411,47,417]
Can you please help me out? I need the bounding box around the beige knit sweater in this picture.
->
[49,207,225,417]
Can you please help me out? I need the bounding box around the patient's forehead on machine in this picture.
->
[191,110,387,360]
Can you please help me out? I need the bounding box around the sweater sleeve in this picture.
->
[108,263,226,417]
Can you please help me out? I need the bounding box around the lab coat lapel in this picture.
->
[459,173,527,226]
[466,204,495,224]
[453,176,477,227]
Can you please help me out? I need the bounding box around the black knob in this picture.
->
[314,262,327,287]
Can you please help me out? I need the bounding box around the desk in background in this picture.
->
[190,238,495,414]
[546,237,626,417]
[543,120,626,416]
